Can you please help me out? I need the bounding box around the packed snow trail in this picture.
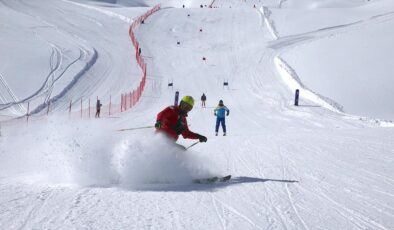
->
[0,0,394,229]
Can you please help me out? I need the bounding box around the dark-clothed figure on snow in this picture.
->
[201,93,207,108]
[95,99,102,118]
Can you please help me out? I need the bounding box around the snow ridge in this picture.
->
[30,49,98,115]
[62,0,134,23]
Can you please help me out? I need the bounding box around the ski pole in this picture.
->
[117,125,154,131]
[185,141,200,150]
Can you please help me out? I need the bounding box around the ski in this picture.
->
[193,175,231,184]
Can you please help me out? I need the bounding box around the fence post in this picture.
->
[47,101,50,115]
[135,90,137,106]
[89,98,91,118]
[294,89,300,106]
[121,94,123,112]
[132,90,135,106]
[126,93,128,110]
[69,100,72,116]
[26,102,30,123]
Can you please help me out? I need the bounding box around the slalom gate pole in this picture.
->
[185,141,200,150]
[117,126,155,132]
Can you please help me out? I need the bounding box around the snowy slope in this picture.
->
[0,0,144,117]
[267,0,394,121]
[1,0,394,229]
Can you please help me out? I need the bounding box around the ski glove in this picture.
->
[155,121,162,129]
[198,134,207,142]
[226,111,230,116]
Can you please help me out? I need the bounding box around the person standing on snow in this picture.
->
[201,93,207,108]
[95,99,102,118]
[155,95,208,143]
[214,99,230,136]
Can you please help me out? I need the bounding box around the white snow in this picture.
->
[1,0,393,229]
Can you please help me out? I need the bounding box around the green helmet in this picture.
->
[181,95,194,107]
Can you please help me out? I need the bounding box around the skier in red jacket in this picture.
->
[155,96,207,143]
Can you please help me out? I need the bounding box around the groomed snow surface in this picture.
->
[1,0,393,229]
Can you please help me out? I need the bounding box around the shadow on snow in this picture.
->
[121,176,299,192]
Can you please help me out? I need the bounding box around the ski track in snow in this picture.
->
[0,0,94,115]
[233,141,289,229]
[281,138,393,230]
[0,0,394,229]
[20,188,54,229]
[210,194,227,230]
[279,147,310,230]
[0,0,136,117]
[0,73,25,115]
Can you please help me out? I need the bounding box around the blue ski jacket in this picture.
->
[214,105,229,118]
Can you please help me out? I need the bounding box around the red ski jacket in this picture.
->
[156,106,199,141]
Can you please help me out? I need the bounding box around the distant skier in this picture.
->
[95,99,102,118]
[155,95,207,143]
[201,93,207,108]
[214,100,230,136]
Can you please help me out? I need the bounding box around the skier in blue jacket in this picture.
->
[214,100,230,136]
